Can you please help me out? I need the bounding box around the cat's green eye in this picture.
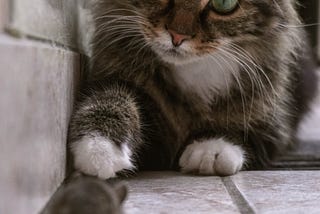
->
[211,0,239,14]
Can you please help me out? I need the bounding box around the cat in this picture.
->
[41,173,127,214]
[68,0,318,179]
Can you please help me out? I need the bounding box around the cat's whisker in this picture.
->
[135,41,152,58]
[95,18,148,33]
[93,14,150,52]
[94,29,142,48]
[209,47,249,136]
[215,47,253,136]
[224,45,267,99]
[96,16,149,26]
[123,38,147,52]
[225,44,279,123]
[226,43,278,101]
[96,22,148,34]
[96,15,146,21]
[98,28,142,37]
[97,22,148,33]
[205,53,232,129]
[224,45,275,107]
[278,23,319,28]
[93,18,147,57]
[215,43,281,135]
[221,47,257,129]
[95,8,146,20]
[98,25,141,33]
[272,0,285,17]
[96,14,146,20]
[94,14,151,59]
[92,32,144,59]
[97,21,143,30]
[94,15,149,37]
[98,32,142,47]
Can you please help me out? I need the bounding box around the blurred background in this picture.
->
[299,0,319,58]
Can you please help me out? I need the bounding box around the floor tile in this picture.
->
[124,172,240,214]
[230,171,320,214]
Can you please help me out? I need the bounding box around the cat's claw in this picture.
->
[179,138,245,176]
[70,133,133,179]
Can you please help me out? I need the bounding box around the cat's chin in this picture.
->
[159,55,195,65]
[154,49,200,66]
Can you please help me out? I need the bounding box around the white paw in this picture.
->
[179,138,245,176]
[70,133,134,179]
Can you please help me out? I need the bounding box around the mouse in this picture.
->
[42,173,127,214]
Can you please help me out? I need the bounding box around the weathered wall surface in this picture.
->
[0,0,91,213]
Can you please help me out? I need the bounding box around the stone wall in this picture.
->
[0,0,91,213]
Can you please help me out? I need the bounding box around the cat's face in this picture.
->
[104,0,295,65]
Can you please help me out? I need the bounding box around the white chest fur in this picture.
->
[172,53,240,103]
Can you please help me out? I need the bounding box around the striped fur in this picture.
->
[69,0,318,177]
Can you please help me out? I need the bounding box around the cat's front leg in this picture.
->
[69,84,142,179]
[179,138,245,176]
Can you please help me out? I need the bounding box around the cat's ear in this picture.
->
[114,182,128,204]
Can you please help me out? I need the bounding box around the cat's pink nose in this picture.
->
[167,29,192,47]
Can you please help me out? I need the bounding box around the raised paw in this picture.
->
[179,138,245,176]
[70,133,134,179]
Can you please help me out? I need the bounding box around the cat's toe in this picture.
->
[179,138,245,176]
[214,143,244,176]
[70,133,134,179]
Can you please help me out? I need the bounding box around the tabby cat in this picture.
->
[69,0,317,179]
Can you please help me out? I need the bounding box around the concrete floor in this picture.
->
[123,79,320,214]
[124,171,320,214]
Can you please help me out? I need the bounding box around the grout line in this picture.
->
[222,177,256,214]
[4,27,87,54]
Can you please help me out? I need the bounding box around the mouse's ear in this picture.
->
[114,182,128,203]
